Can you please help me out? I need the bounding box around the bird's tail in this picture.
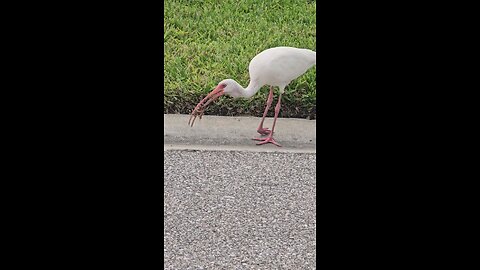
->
[306,49,316,65]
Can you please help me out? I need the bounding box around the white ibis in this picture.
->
[188,46,316,147]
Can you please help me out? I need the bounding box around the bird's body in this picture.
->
[248,47,316,93]
[189,46,316,147]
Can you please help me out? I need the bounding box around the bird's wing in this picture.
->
[249,47,316,86]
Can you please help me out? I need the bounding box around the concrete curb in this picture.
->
[164,114,316,150]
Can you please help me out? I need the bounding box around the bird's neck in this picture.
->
[232,80,262,98]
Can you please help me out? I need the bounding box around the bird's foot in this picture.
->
[252,136,282,147]
[256,127,271,135]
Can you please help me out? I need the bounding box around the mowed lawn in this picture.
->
[164,0,317,119]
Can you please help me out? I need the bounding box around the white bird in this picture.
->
[188,46,316,147]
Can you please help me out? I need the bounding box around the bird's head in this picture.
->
[218,79,241,97]
[188,79,244,126]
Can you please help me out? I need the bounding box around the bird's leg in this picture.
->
[257,86,274,135]
[253,93,282,147]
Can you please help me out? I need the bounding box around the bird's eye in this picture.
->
[221,84,227,88]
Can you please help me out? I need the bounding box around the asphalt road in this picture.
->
[164,149,316,269]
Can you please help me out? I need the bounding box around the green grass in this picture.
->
[164,0,317,119]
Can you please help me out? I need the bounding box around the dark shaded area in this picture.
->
[164,90,317,120]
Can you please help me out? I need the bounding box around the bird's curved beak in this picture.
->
[188,85,225,127]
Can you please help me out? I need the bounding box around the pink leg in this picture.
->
[253,93,282,147]
[257,86,274,135]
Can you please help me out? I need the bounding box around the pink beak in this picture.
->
[188,84,225,127]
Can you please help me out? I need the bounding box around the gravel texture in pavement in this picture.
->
[164,149,316,269]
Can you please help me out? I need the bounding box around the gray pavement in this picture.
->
[164,114,316,269]
[164,114,316,150]
[164,149,316,269]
